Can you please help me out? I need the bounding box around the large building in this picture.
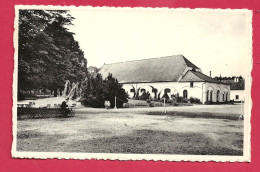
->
[99,55,230,104]
[215,76,245,102]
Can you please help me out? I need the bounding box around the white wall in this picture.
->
[230,90,245,102]
[122,81,230,104]
[204,82,230,103]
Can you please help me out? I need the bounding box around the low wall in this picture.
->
[17,108,70,120]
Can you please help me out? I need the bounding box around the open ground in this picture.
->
[17,103,244,155]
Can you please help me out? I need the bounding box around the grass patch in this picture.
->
[65,130,243,155]
[17,130,66,152]
[146,111,240,120]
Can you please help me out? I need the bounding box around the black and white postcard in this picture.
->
[12,6,252,162]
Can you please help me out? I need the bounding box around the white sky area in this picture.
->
[68,8,252,78]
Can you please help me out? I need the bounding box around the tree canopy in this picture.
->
[18,10,87,97]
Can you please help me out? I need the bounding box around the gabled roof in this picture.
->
[99,55,200,83]
[179,70,227,84]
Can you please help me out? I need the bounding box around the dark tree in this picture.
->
[18,10,87,99]
[81,73,128,108]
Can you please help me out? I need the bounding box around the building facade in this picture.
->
[215,76,245,102]
[99,55,230,104]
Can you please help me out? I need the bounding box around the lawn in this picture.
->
[16,104,244,155]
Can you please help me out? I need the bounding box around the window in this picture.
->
[164,88,171,93]
[183,90,188,99]
[226,92,228,101]
[210,90,213,101]
[217,90,220,102]
[206,90,209,101]
[190,82,194,88]
[236,95,239,100]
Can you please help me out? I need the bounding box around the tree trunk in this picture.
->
[59,89,62,97]
[54,89,57,97]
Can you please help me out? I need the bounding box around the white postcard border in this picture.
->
[12,5,252,162]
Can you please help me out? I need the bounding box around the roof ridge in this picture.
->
[103,54,184,66]
[182,56,200,69]
[191,70,229,84]
[191,70,213,79]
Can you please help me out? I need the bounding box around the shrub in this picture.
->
[189,97,201,104]
[161,92,170,100]
[205,101,213,105]
[175,96,188,103]
[149,102,154,107]
[138,91,150,100]
[81,73,128,108]
[205,100,234,105]
[18,92,25,100]
[146,99,151,103]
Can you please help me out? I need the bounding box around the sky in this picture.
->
[68,7,252,78]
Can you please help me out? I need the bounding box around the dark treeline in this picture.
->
[18,10,87,98]
[214,76,243,80]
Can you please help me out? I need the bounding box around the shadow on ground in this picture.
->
[17,129,243,156]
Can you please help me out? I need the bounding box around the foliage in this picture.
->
[18,10,87,98]
[160,98,174,103]
[205,100,234,105]
[175,96,188,103]
[81,73,128,108]
[161,92,170,100]
[189,97,201,104]
[138,91,151,100]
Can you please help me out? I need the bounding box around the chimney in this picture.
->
[210,71,211,77]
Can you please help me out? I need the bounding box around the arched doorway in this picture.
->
[226,92,228,101]
[140,88,146,93]
[206,90,209,101]
[216,90,220,102]
[210,90,213,101]
[183,89,188,99]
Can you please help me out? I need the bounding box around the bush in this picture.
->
[205,101,214,105]
[160,98,173,103]
[139,91,150,100]
[18,92,25,100]
[149,102,154,107]
[189,97,201,104]
[205,100,234,105]
[81,73,128,108]
[161,92,170,100]
[146,99,151,103]
[175,96,188,103]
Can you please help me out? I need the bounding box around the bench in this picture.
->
[17,107,75,120]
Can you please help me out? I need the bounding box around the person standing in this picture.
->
[61,98,70,117]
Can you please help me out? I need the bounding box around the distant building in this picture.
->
[215,76,245,102]
[99,55,230,104]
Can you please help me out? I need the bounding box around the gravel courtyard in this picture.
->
[16,104,244,155]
